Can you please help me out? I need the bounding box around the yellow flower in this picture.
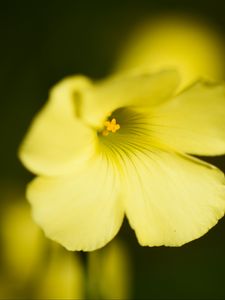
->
[19,70,225,251]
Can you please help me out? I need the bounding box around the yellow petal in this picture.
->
[27,156,124,251]
[19,76,97,176]
[115,15,225,91]
[82,70,179,127]
[123,150,225,246]
[149,82,225,156]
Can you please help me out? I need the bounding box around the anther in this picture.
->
[102,118,120,136]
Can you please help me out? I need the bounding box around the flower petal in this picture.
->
[123,150,225,246]
[149,81,225,155]
[27,156,124,251]
[19,76,97,176]
[115,16,225,91]
[82,70,179,127]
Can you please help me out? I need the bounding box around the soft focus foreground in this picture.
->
[0,185,131,299]
[0,187,84,298]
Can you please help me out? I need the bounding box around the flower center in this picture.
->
[98,108,152,165]
[102,118,120,136]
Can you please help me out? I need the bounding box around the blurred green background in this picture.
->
[1,0,225,299]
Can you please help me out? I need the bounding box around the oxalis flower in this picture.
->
[19,70,225,251]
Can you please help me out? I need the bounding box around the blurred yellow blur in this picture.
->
[0,187,85,299]
[115,14,225,91]
[36,244,84,299]
[87,240,132,299]
[0,186,133,299]
[1,201,44,285]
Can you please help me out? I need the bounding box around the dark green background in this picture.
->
[1,1,225,299]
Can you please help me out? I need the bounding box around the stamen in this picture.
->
[102,118,120,136]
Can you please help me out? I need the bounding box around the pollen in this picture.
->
[102,118,120,136]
